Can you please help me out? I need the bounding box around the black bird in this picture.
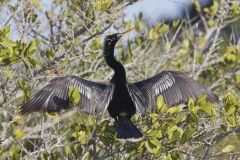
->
[21,30,219,141]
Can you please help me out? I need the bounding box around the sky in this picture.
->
[123,0,213,25]
[0,0,213,40]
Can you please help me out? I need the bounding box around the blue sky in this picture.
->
[1,0,212,40]
[124,0,212,25]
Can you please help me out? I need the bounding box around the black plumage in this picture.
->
[21,31,219,141]
[21,76,114,114]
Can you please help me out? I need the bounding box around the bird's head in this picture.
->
[104,29,133,51]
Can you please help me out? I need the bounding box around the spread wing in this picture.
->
[21,76,114,114]
[128,71,219,113]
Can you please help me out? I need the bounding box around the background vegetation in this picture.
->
[0,0,239,159]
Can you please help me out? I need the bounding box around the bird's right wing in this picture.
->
[128,71,219,113]
[21,76,114,114]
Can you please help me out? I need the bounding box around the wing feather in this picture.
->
[128,71,219,113]
[21,76,114,114]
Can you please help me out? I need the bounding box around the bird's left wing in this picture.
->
[21,76,114,114]
[128,71,219,113]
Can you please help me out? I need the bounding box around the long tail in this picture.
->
[116,118,143,142]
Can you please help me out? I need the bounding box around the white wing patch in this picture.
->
[154,73,175,95]
[70,77,91,99]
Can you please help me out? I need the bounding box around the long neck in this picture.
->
[104,45,126,83]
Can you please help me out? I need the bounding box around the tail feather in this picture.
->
[116,118,143,142]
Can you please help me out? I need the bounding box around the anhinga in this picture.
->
[21,30,219,141]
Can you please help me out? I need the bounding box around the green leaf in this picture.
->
[27,56,41,69]
[235,73,240,85]
[181,127,196,143]
[77,131,87,144]
[148,130,162,139]
[149,113,160,123]
[188,98,199,114]
[148,28,159,40]
[145,140,162,156]
[1,25,10,37]
[65,145,71,155]
[222,145,235,153]
[18,80,31,102]
[156,95,168,113]
[145,140,156,154]
[209,1,219,16]
[40,153,46,160]
[30,0,40,4]
[225,116,236,127]
[223,93,237,106]
[5,70,13,79]
[0,39,16,48]
[149,139,161,146]
[28,40,37,53]
[95,0,112,11]
[172,20,180,28]
[167,105,184,114]
[231,3,240,15]
[199,103,215,116]
[14,116,24,126]
[135,37,142,45]
[165,152,181,160]
[68,85,81,106]
[14,129,25,139]
[167,126,183,142]
[159,24,169,33]
[9,47,14,57]
[175,112,187,123]
[46,49,54,59]
[226,106,236,115]
[196,95,207,105]
[188,112,199,123]
[46,112,59,118]
[183,39,190,48]
[188,98,195,110]
[166,154,173,160]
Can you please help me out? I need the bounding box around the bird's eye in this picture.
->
[117,34,120,37]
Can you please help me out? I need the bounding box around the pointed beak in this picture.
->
[120,29,134,36]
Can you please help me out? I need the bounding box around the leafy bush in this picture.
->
[0,0,239,159]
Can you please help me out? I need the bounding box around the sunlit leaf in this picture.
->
[175,112,187,123]
[65,145,71,155]
[150,139,161,146]
[14,129,25,139]
[199,102,215,116]
[222,145,235,153]
[196,95,207,105]
[0,39,16,48]
[14,116,24,126]
[145,140,162,156]
[226,106,236,115]
[46,112,60,118]
[5,70,13,79]
[167,105,184,114]
[188,98,195,109]
[68,85,81,106]
[167,126,183,142]
[235,73,240,85]
[77,131,87,144]
[148,130,162,139]
[27,56,41,69]
[225,116,237,127]
[148,28,158,40]
[159,24,169,33]
[183,39,190,48]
